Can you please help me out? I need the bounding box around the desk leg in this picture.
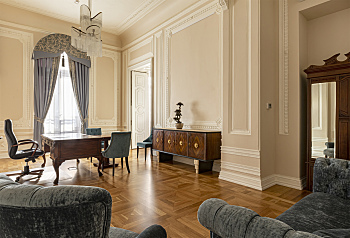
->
[53,159,64,185]
[41,153,46,168]
[97,156,103,176]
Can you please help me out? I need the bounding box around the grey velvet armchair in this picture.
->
[0,174,167,238]
[102,131,131,176]
[198,157,350,238]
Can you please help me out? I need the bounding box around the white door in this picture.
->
[131,71,150,149]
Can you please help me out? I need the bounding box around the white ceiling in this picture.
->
[0,0,166,35]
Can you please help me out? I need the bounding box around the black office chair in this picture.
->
[4,119,45,182]
[137,130,153,161]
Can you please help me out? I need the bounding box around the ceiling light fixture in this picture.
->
[71,0,102,57]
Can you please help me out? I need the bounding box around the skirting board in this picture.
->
[262,174,306,190]
[163,155,221,172]
[218,161,306,191]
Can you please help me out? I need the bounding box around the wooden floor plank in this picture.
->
[0,149,310,237]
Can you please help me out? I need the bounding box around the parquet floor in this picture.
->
[0,150,311,238]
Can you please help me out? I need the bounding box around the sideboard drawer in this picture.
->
[153,129,164,151]
[188,133,205,160]
[175,131,188,156]
[164,130,176,154]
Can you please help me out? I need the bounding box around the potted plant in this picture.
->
[173,102,184,129]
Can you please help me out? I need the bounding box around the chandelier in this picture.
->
[71,0,102,57]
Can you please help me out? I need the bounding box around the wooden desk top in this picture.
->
[42,133,111,141]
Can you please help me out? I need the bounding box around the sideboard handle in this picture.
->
[168,139,171,144]
[194,143,199,149]
[179,141,183,146]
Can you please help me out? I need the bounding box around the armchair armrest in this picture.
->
[12,140,39,156]
[313,157,350,200]
[198,198,320,238]
[136,225,167,238]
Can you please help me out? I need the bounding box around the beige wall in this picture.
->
[0,3,121,158]
[170,14,220,124]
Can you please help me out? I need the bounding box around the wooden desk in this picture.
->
[41,133,110,185]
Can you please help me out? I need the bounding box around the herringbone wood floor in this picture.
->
[0,150,310,237]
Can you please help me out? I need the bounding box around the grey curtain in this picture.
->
[68,58,89,133]
[33,57,60,148]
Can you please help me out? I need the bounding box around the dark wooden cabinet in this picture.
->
[305,53,350,190]
[153,129,164,151]
[188,133,205,160]
[152,128,221,173]
[164,130,176,153]
[175,131,188,156]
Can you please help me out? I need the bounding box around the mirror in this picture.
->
[311,82,336,158]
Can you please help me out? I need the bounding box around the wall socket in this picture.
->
[266,103,272,109]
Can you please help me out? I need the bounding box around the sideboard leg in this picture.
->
[158,152,173,162]
[194,160,213,174]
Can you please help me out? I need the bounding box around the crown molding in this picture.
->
[113,0,166,35]
[121,0,211,51]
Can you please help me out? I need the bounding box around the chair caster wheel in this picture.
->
[98,171,103,176]
[15,177,20,182]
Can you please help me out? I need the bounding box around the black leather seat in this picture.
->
[4,119,45,182]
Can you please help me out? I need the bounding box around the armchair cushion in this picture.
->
[276,192,350,233]
[313,229,350,238]
[313,157,350,200]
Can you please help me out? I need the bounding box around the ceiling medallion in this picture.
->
[71,0,102,57]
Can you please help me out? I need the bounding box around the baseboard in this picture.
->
[173,156,221,172]
[219,162,262,190]
[262,174,306,190]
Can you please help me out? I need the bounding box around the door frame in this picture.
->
[126,58,154,142]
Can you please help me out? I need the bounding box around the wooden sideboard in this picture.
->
[152,128,221,173]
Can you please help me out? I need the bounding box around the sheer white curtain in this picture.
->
[44,52,81,134]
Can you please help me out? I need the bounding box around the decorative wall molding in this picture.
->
[0,20,51,34]
[279,0,289,135]
[164,1,226,130]
[0,26,33,158]
[262,174,306,190]
[103,44,122,52]
[229,0,252,135]
[217,0,228,12]
[219,161,262,190]
[114,0,166,35]
[121,0,211,51]
[90,49,121,128]
[221,146,260,159]
[153,31,164,128]
[0,26,33,130]
[127,36,154,67]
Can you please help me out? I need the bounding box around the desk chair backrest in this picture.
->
[103,132,131,158]
[4,119,18,158]
[86,128,102,136]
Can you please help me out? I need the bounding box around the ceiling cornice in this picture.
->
[0,0,167,36]
[113,0,167,35]
[0,0,79,25]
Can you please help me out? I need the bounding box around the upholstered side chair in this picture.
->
[102,132,131,176]
[86,128,104,162]
[137,130,153,161]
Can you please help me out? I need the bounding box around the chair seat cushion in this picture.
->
[313,229,350,238]
[276,192,350,233]
[12,149,44,159]
[109,227,138,238]
[137,142,152,148]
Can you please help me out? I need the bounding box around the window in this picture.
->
[44,52,81,134]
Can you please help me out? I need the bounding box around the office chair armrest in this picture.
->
[12,141,39,157]
[18,139,36,143]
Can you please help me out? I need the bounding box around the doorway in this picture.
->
[130,61,152,149]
